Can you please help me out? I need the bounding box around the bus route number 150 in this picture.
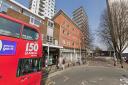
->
[25,42,39,55]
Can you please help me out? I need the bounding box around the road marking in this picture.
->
[81,81,85,85]
[90,80,97,83]
[47,80,56,85]
[120,77,128,85]
[81,80,88,85]
[99,78,103,81]
[64,76,69,82]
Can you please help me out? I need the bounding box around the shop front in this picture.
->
[43,44,63,67]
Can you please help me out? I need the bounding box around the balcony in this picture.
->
[42,34,59,46]
[40,0,45,4]
[39,4,44,8]
[38,12,44,16]
[39,8,44,12]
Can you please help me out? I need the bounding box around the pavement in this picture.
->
[42,57,128,85]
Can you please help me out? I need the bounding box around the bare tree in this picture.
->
[99,0,128,68]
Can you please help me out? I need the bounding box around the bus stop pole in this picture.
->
[80,46,82,64]
[48,44,49,65]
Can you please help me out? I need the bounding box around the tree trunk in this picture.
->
[113,51,118,66]
[118,52,123,68]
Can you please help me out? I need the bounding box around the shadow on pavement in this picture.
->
[41,63,86,85]
[92,57,108,62]
[41,65,60,85]
[41,67,51,85]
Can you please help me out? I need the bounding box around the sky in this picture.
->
[56,0,107,50]
[15,0,29,8]
[15,0,107,50]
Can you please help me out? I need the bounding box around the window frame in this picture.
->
[21,26,39,41]
[16,58,42,77]
[0,17,22,38]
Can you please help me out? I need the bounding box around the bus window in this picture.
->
[22,26,39,40]
[17,58,42,77]
[0,17,21,38]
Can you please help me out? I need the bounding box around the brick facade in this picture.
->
[53,23,60,44]
[6,8,30,23]
[53,10,82,49]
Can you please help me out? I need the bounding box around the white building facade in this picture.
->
[30,0,55,19]
[0,0,43,27]
[108,0,127,3]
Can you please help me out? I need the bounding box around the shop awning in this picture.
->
[43,44,63,49]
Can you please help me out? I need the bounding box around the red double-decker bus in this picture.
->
[0,13,43,85]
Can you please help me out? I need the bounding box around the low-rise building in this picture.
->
[41,18,63,66]
[53,10,83,64]
[0,0,42,28]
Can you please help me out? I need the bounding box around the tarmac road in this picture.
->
[48,66,128,85]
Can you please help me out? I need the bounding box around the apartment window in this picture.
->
[46,35,48,40]
[63,40,66,45]
[61,25,64,29]
[63,30,65,34]
[30,17,34,23]
[51,3,54,6]
[72,42,74,46]
[67,24,69,28]
[34,19,41,26]
[67,42,70,46]
[67,32,70,36]
[30,17,41,27]
[47,35,53,43]
[48,21,54,28]
[51,9,53,12]
[33,4,35,7]
[72,28,74,31]
[76,42,79,46]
